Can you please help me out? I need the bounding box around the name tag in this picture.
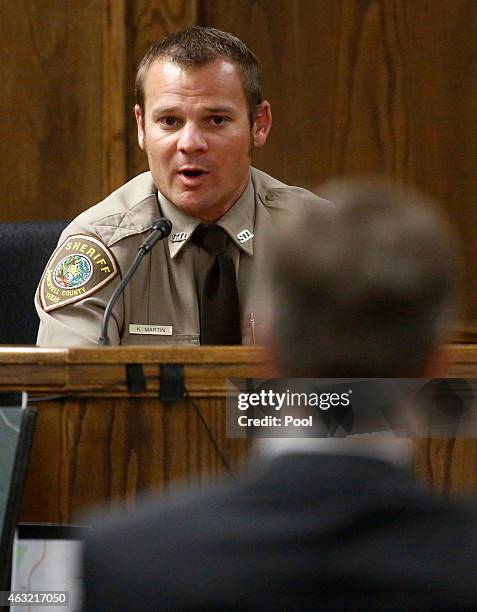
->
[129,324,173,336]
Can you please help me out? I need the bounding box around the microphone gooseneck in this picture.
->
[98,218,172,346]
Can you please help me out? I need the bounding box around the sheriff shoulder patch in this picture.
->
[39,234,118,312]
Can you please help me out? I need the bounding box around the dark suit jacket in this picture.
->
[83,454,477,611]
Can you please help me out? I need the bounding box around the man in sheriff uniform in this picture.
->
[36,26,326,347]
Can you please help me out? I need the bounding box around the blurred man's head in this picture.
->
[268,179,462,378]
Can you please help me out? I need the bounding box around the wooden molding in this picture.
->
[103,0,127,193]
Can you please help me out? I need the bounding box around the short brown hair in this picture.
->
[269,179,462,377]
[135,26,263,124]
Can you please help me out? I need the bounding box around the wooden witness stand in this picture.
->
[0,344,477,524]
[1,346,261,523]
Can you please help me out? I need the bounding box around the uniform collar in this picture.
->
[158,176,255,259]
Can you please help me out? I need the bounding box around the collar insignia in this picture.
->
[171,232,188,243]
[237,229,254,244]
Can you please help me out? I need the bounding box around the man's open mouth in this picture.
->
[179,169,207,178]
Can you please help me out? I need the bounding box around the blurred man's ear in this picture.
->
[134,104,145,150]
[252,101,272,148]
[421,344,453,378]
[262,329,286,378]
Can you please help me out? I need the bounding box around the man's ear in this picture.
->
[252,101,272,148]
[134,104,145,150]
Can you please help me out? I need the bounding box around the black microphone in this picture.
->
[98,217,172,345]
[140,218,173,253]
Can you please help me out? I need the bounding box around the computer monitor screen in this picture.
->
[0,393,36,591]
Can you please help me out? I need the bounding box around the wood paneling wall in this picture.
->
[0,0,107,221]
[1,0,476,319]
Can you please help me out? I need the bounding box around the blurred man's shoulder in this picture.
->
[85,476,241,565]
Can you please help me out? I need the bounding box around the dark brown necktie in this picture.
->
[193,224,242,345]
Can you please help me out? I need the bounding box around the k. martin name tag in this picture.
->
[129,324,173,336]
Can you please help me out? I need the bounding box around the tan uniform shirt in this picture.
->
[35,168,326,347]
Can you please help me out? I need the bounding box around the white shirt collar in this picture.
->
[256,436,412,467]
